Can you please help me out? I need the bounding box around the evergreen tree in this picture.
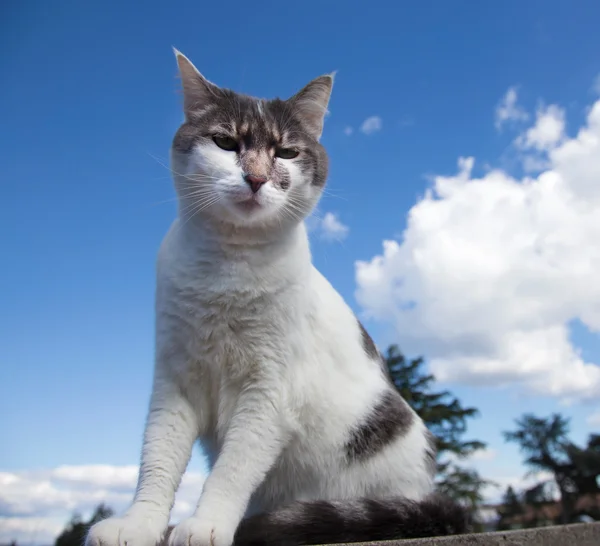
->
[55,504,114,546]
[384,344,486,460]
[383,344,488,508]
[436,466,490,510]
[523,481,555,506]
[564,434,600,496]
[503,413,600,524]
[504,413,573,524]
[496,486,524,530]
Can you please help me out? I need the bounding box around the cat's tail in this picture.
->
[234,494,470,546]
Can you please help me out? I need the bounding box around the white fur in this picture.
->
[86,90,433,546]
[174,140,320,232]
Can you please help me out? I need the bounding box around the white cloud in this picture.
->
[355,97,600,403]
[51,465,138,490]
[441,446,497,467]
[344,126,353,136]
[586,410,600,427]
[0,516,64,546]
[316,212,349,242]
[480,471,558,504]
[470,448,498,462]
[495,87,529,130]
[515,104,568,174]
[360,116,382,135]
[592,74,600,96]
[517,104,566,152]
[0,466,206,545]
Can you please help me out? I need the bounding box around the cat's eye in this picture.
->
[276,148,300,160]
[213,135,238,152]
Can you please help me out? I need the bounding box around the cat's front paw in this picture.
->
[168,516,235,546]
[86,515,166,546]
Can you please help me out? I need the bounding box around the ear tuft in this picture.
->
[288,73,335,140]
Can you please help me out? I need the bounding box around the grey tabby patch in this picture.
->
[345,390,414,461]
[234,494,470,546]
[172,52,332,189]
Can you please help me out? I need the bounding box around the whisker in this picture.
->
[320,188,349,201]
[147,152,226,183]
[179,195,223,229]
[145,196,181,208]
[178,193,220,215]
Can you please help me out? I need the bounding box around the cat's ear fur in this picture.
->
[173,48,221,116]
[288,73,335,140]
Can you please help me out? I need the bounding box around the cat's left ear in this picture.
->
[288,73,335,140]
[173,48,221,116]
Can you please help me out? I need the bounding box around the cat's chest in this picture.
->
[168,270,296,373]
[167,278,298,442]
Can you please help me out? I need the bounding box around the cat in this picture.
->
[85,49,468,546]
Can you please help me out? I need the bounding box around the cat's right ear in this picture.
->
[173,48,220,116]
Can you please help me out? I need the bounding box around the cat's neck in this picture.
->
[175,214,312,271]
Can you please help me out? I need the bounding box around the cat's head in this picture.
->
[170,49,333,231]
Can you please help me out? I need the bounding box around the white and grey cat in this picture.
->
[85,49,467,546]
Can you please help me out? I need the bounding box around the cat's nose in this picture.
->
[244,174,268,194]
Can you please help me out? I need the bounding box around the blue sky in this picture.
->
[2,0,600,542]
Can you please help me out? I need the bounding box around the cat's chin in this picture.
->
[234,196,265,213]
[214,199,288,230]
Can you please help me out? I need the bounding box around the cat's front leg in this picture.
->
[86,375,200,546]
[169,384,287,546]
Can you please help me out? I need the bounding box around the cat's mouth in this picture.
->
[235,196,264,212]
[227,188,280,219]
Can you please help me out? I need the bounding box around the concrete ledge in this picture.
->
[337,522,600,545]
